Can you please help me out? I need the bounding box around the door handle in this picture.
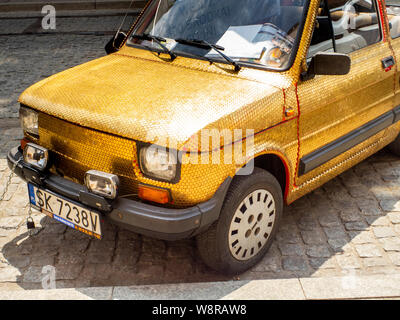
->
[382,56,395,71]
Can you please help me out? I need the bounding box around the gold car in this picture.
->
[8,0,400,274]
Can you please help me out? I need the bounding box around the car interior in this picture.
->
[308,0,381,57]
[386,3,400,39]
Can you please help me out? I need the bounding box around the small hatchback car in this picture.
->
[8,0,400,274]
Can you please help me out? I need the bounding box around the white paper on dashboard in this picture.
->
[206,25,273,60]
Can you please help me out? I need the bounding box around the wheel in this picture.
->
[388,134,400,156]
[196,168,283,275]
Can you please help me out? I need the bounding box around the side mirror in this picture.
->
[301,52,351,81]
[105,32,127,55]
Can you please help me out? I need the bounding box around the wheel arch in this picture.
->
[252,152,291,202]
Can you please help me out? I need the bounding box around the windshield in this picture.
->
[127,0,307,70]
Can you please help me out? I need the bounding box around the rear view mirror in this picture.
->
[302,52,351,81]
[105,32,127,55]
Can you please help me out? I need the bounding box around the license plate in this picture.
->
[28,183,102,239]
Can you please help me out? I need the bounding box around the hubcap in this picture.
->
[228,189,276,261]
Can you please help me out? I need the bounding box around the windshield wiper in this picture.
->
[132,33,176,61]
[175,38,241,72]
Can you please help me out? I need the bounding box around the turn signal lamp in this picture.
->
[138,185,171,204]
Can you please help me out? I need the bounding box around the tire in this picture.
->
[196,167,283,275]
[388,134,400,156]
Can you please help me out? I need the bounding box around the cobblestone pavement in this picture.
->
[1,18,400,290]
[0,15,136,119]
[0,33,112,119]
[2,148,400,290]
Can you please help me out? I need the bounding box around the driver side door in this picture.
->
[296,0,396,187]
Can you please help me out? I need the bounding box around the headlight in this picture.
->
[23,143,48,171]
[139,145,177,182]
[19,106,39,136]
[85,170,119,199]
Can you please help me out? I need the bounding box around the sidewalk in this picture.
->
[1,274,400,300]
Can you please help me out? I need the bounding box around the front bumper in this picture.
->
[7,147,231,240]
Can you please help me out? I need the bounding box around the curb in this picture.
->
[1,274,400,300]
[0,0,146,13]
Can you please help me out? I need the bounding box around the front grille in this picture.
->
[38,112,139,195]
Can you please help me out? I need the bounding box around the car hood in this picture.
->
[19,46,290,150]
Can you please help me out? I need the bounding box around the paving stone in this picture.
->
[0,216,24,229]
[79,264,112,281]
[373,227,397,238]
[331,199,356,212]
[36,234,64,247]
[379,237,400,252]
[30,255,55,267]
[30,246,58,257]
[340,209,363,222]
[355,244,382,258]
[0,228,15,238]
[328,238,349,253]
[278,243,305,256]
[300,230,326,245]
[366,216,390,226]
[335,254,362,269]
[380,199,400,212]
[166,245,193,259]
[344,221,369,231]
[306,245,331,258]
[64,228,92,240]
[282,256,309,272]
[323,226,347,239]
[362,257,390,267]
[112,246,140,266]
[60,239,90,253]
[54,264,83,281]
[23,266,45,283]
[117,230,141,241]
[142,238,166,254]
[276,229,301,244]
[86,252,113,264]
[165,259,194,277]
[371,188,394,203]
[388,212,400,224]
[357,200,383,216]
[0,266,21,282]
[42,223,67,234]
[318,212,341,227]
[388,252,400,266]
[309,257,337,269]
[87,240,115,253]
[348,231,376,244]
[8,255,30,268]
[135,263,165,280]
[57,252,85,265]
[252,245,282,273]
[297,215,318,231]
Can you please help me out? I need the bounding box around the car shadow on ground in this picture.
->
[2,149,400,290]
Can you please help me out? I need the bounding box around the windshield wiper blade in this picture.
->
[132,33,176,61]
[175,38,241,72]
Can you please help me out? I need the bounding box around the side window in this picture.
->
[308,0,382,57]
[386,0,400,39]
